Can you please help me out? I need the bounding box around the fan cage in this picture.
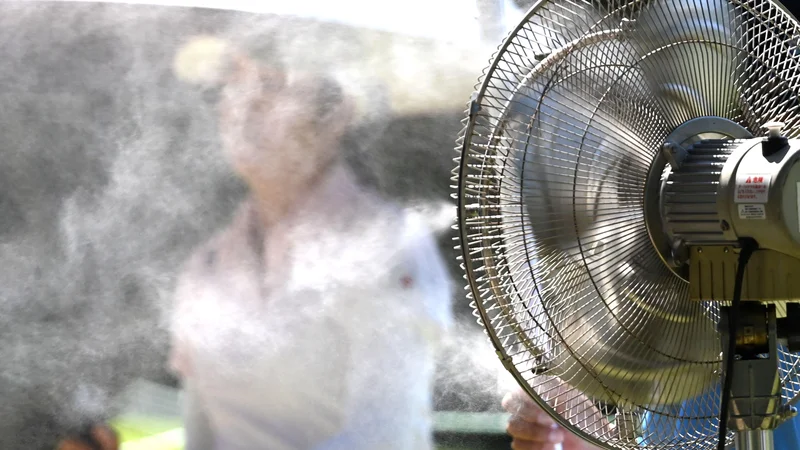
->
[455,0,800,449]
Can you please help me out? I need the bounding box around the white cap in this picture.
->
[173,35,233,86]
[763,121,786,138]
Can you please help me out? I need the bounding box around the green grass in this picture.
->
[433,412,509,434]
[111,415,184,450]
[112,412,511,450]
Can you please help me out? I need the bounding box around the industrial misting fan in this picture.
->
[455,0,800,449]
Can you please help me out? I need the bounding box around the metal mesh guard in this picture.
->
[455,0,800,448]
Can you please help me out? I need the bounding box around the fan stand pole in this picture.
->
[734,429,774,450]
[721,304,783,450]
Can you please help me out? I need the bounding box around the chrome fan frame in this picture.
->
[455,1,800,449]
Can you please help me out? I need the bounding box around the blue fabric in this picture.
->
[775,418,800,450]
[639,349,800,448]
[640,397,800,449]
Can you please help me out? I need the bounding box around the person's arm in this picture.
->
[397,210,455,341]
[181,379,215,450]
[169,251,216,450]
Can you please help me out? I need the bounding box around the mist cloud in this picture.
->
[0,1,507,446]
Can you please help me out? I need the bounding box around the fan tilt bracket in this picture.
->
[718,303,798,446]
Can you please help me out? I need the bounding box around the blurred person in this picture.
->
[58,41,453,450]
[165,46,453,450]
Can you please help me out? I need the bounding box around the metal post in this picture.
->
[735,429,774,450]
[720,305,784,450]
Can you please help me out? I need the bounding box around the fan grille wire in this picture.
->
[455,0,800,448]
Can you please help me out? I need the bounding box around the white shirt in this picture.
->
[169,164,453,450]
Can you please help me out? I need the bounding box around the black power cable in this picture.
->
[718,238,759,450]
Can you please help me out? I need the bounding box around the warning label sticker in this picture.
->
[738,204,766,220]
[735,173,771,204]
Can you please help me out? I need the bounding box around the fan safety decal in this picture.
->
[735,173,771,204]
[738,204,766,220]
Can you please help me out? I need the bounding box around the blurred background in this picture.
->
[0,0,539,448]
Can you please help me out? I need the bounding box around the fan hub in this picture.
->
[644,116,752,281]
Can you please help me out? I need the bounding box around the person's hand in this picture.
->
[502,382,606,450]
[503,387,565,450]
[56,424,119,450]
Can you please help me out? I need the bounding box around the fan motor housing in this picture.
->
[656,131,800,302]
[660,139,739,252]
